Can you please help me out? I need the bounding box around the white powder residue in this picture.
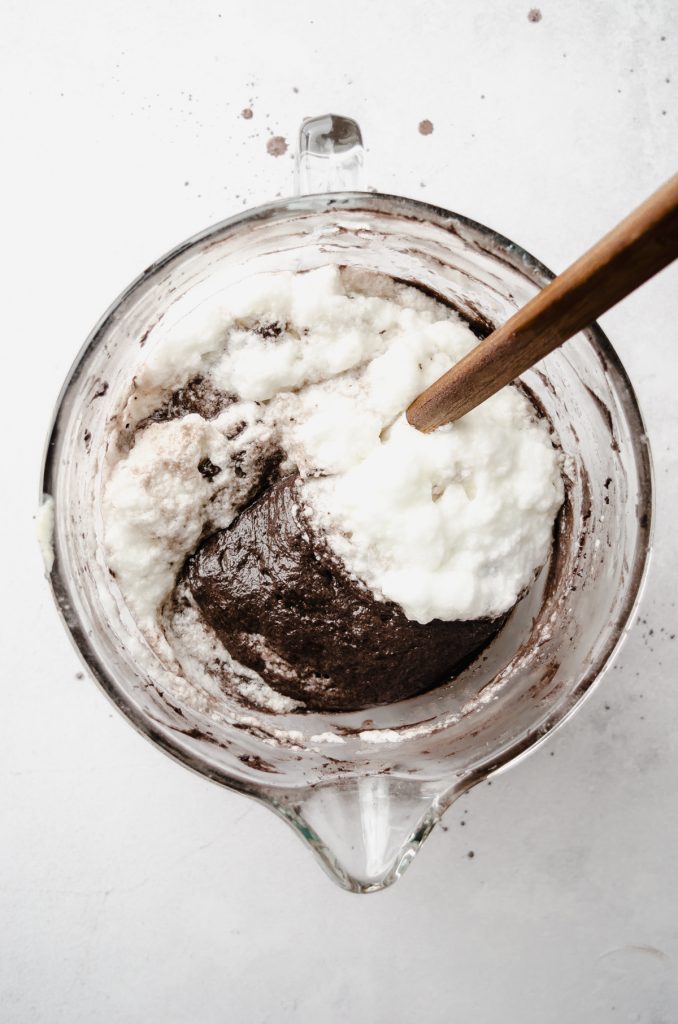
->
[37,495,55,573]
[101,264,563,710]
[303,394,563,623]
[104,408,271,623]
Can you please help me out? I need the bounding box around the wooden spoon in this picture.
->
[407,172,678,432]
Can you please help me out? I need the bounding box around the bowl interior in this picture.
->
[43,193,652,795]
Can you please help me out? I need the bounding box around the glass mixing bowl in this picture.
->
[41,116,652,892]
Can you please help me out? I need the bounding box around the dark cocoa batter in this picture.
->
[140,375,234,426]
[181,475,509,711]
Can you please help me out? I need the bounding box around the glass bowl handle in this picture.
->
[296,114,365,194]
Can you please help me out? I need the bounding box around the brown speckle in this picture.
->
[467,850,475,859]
[225,420,246,441]
[238,754,278,773]
[241,107,253,120]
[266,135,288,157]
[418,119,434,136]
[254,321,287,340]
[197,457,222,482]
[527,7,542,21]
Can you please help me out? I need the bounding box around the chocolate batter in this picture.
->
[181,475,509,711]
[140,375,234,426]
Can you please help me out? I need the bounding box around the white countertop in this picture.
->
[2,1,677,1021]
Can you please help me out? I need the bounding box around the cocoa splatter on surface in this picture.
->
[527,7,542,21]
[241,107,253,120]
[418,119,434,136]
[266,135,288,157]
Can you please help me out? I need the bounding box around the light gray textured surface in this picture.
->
[2,1,677,1021]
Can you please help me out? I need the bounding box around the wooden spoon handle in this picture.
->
[407,172,678,432]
